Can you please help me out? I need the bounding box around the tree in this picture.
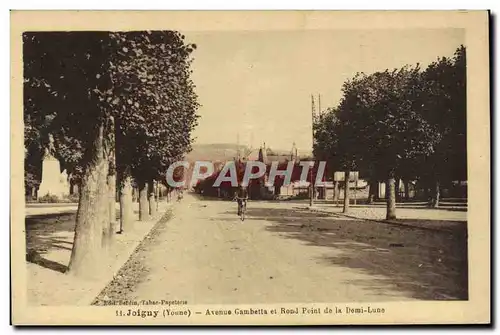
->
[343,171,351,213]
[418,46,466,206]
[348,68,441,218]
[24,32,115,277]
[24,31,199,277]
[313,107,342,202]
[316,66,442,219]
[103,31,199,222]
[312,45,466,216]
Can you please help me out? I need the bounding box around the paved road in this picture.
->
[114,193,468,304]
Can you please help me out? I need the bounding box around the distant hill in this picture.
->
[185,143,312,162]
[185,143,249,162]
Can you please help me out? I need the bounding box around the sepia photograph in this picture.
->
[10,10,490,325]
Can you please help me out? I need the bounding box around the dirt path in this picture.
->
[93,192,467,305]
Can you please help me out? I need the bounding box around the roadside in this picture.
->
[25,200,174,306]
[26,204,78,217]
[25,202,129,217]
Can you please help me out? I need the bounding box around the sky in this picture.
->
[184,29,464,153]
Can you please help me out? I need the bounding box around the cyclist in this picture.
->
[233,185,248,218]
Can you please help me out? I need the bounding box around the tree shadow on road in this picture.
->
[241,206,468,301]
[25,212,76,273]
[26,250,68,273]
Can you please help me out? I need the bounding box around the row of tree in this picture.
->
[24,31,199,276]
[313,46,466,219]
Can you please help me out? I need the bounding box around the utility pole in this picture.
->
[310,94,315,207]
[318,94,321,118]
[354,172,357,205]
[236,133,241,161]
[317,94,321,200]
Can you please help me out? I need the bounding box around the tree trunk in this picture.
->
[31,186,36,199]
[102,173,115,248]
[343,171,350,213]
[139,181,149,221]
[333,180,339,204]
[404,179,410,201]
[103,144,116,248]
[119,173,133,233]
[424,184,430,203]
[155,181,160,211]
[68,122,109,278]
[69,182,74,195]
[148,180,157,217]
[353,178,358,205]
[132,187,138,203]
[318,187,325,200]
[368,180,377,204]
[309,170,314,207]
[386,174,397,220]
[433,180,441,208]
[395,178,401,202]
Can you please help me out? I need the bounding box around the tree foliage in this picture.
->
[23,31,199,188]
[102,31,199,184]
[24,32,112,185]
[314,45,466,184]
[313,45,467,215]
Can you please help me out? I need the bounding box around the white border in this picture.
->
[4,1,496,334]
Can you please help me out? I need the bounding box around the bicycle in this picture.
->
[234,196,248,222]
[177,189,184,202]
[239,198,247,221]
